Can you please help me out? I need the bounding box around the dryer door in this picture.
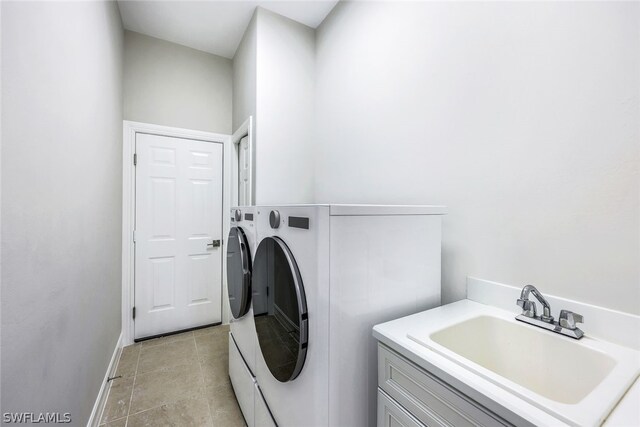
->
[227,226,252,319]
[252,236,308,382]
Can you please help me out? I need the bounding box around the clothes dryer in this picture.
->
[251,205,446,427]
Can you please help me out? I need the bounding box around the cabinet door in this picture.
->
[378,344,513,427]
[378,389,428,427]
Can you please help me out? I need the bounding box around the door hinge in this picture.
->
[266,287,269,297]
[133,153,137,166]
[133,230,137,242]
[132,307,136,319]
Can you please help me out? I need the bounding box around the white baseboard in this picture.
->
[87,333,123,427]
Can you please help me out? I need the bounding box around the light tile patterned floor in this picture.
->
[100,324,246,427]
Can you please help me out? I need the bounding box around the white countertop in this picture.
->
[373,299,640,427]
[252,204,448,216]
[603,377,640,426]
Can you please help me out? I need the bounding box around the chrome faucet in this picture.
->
[517,285,554,323]
[515,285,584,339]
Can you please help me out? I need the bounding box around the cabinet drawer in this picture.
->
[378,344,511,427]
[378,389,427,427]
[254,382,277,427]
[229,333,255,427]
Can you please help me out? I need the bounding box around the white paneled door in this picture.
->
[134,133,223,339]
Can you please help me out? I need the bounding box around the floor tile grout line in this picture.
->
[125,334,208,420]
[105,329,223,426]
[194,332,216,425]
[123,343,142,427]
[127,338,201,377]
[125,395,199,419]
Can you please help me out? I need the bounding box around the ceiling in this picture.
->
[117,1,339,59]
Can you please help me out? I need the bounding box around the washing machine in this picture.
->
[227,206,260,426]
[251,205,446,427]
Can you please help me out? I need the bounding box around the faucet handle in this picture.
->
[517,298,537,318]
[559,310,583,330]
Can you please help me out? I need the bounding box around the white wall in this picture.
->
[1,1,123,422]
[315,2,640,314]
[124,30,232,134]
[255,8,315,204]
[0,3,3,415]
[233,8,316,205]
[233,14,257,132]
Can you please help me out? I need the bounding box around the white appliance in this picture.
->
[227,206,261,426]
[249,205,446,427]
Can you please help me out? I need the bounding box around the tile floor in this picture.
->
[99,324,246,427]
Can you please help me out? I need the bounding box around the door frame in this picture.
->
[122,121,231,345]
[231,116,255,206]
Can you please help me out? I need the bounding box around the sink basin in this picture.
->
[406,307,640,426]
[429,315,615,404]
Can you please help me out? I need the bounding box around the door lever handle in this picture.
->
[207,239,221,249]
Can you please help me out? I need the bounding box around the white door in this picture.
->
[135,133,223,339]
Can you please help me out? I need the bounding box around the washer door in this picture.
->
[252,236,308,382]
[227,226,252,319]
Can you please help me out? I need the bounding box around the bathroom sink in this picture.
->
[407,308,640,426]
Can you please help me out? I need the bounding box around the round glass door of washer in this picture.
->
[252,236,308,382]
[226,226,252,319]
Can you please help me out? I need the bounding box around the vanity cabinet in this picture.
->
[377,344,513,427]
[378,389,424,427]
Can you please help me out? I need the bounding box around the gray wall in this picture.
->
[232,8,315,205]
[1,1,124,423]
[124,30,232,134]
[0,2,3,414]
[255,8,315,205]
[232,13,257,132]
[315,1,640,314]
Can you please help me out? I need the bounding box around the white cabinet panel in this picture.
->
[378,344,511,427]
[329,215,442,427]
[255,382,277,427]
[229,333,255,427]
[378,390,426,427]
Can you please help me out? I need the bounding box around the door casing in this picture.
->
[231,116,255,206]
[122,121,232,346]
